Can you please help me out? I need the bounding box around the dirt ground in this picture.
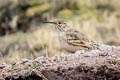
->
[0,45,120,80]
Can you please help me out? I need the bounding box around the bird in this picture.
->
[43,19,99,53]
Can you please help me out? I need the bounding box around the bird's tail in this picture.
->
[89,40,100,50]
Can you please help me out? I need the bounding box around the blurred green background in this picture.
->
[0,0,120,63]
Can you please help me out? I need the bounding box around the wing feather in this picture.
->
[64,30,91,49]
[67,39,91,48]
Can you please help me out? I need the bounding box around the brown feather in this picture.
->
[67,39,91,49]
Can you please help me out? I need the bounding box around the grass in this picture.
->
[111,59,118,65]
[1,12,120,63]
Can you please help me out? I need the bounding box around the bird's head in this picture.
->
[43,19,68,32]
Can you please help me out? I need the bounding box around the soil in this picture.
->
[0,46,120,80]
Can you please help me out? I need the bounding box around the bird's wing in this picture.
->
[64,30,91,48]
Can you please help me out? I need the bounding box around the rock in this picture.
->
[1,45,120,80]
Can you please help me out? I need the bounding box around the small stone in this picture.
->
[22,59,30,63]
[34,56,44,61]
[75,50,85,55]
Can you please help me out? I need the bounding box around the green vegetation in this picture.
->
[111,59,118,65]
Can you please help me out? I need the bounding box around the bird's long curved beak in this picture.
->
[43,21,56,24]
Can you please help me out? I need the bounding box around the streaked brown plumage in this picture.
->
[43,19,99,53]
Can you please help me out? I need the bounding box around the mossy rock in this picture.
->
[57,9,74,19]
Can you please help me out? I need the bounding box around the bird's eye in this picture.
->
[58,22,61,24]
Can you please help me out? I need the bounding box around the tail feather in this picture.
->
[89,41,100,50]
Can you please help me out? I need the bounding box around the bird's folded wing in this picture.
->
[67,39,91,48]
[65,30,91,48]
